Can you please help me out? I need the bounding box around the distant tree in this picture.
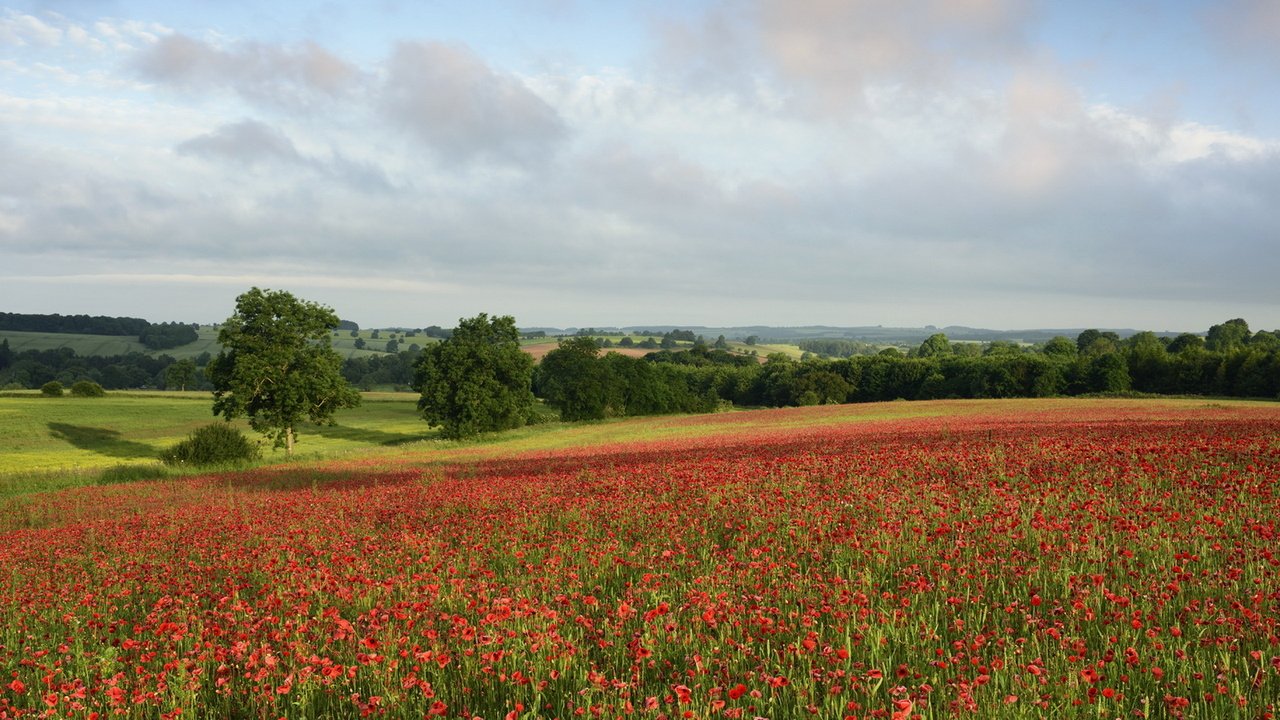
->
[207,287,361,455]
[660,334,677,349]
[0,338,11,371]
[713,335,728,350]
[371,329,380,340]
[984,340,1023,356]
[354,338,366,349]
[350,329,359,337]
[916,333,952,358]
[745,335,759,346]
[639,337,659,349]
[337,319,359,332]
[1205,318,1251,352]
[412,313,534,439]
[1041,336,1077,358]
[385,339,399,353]
[138,322,199,350]
[1088,353,1131,393]
[40,380,64,397]
[1249,330,1280,352]
[165,358,198,391]
[70,380,105,397]
[618,336,634,348]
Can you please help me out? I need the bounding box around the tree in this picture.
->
[412,313,534,439]
[207,288,360,455]
[538,336,611,421]
[916,333,952,358]
[165,358,197,391]
[1206,318,1250,352]
[1041,336,1077,358]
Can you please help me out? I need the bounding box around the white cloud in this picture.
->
[380,41,568,167]
[133,33,361,109]
[0,10,63,47]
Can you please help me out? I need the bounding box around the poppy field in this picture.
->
[2,400,1279,719]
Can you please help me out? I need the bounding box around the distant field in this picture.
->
[0,329,152,356]
[0,327,426,360]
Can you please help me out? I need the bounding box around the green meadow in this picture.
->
[0,391,434,496]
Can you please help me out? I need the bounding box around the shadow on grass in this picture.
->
[308,423,428,446]
[47,422,157,460]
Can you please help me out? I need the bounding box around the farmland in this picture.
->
[1,398,1278,718]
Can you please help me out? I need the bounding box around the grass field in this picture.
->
[0,391,437,496]
[1,398,1277,718]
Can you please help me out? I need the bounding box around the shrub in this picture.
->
[70,380,106,397]
[160,423,260,467]
[99,464,169,485]
[40,381,64,397]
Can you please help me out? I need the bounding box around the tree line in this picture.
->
[0,312,198,350]
[5,290,1278,451]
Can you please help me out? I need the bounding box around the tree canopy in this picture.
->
[207,287,360,454]
[412,313,534,439]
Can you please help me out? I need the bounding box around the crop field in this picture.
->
[1,399,1278,718]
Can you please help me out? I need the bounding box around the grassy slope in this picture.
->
[0,392,434,495]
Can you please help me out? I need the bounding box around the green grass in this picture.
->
[0,391,436,496]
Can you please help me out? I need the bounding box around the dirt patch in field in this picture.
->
[522,344,656,362]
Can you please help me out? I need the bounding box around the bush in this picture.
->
[40,381,64,397]
[160,423,261,467]
[70,380,105,397]
[99,464,170,485]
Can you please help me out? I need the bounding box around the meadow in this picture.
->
[0,392,433,496]
[1,398,1278,718]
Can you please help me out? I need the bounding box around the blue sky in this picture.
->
[1,0,1278,331]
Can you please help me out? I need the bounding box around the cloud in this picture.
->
[133,33,360,108]
[175,119,304,165]
[380,41,568,166]
[0,10,64,47]
[657,0,1035,114]
[174,120,395,192]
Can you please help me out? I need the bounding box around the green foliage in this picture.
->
[413,313,535,439]
[916,333,953,358]
[138,321,199,350]
[797,338,877,358]
[1041,336,1077,358]
[207,288,361,454]
[159,422,260,466]
[69,380,105,397]
[164,358,198,391]
[1206,318,1251,352]
[538,337,611,421]
[40,380,63,397]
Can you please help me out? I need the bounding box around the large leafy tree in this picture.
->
[538,336,612,421]
[412,313,534,439]
[207,288,360,454]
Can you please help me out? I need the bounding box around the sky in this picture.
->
[1,0,1278,331]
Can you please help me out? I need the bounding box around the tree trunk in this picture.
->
[285,426,294,456]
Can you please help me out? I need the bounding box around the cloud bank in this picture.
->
[0,3,1277,330]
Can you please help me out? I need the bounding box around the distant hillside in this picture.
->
[520,325,1189,345]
